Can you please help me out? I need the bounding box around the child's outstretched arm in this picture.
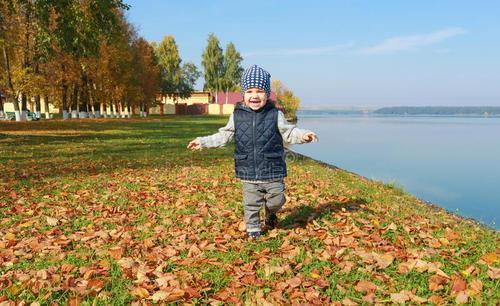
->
[187,114,235,151]
[277,111,318,144]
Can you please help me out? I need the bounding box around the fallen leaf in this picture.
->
[374,253,394,269]
[390,292,410,303]
[238,221,246,232]
[108,246,123,260]
[156,274,176,287]
[341,298,358,305]
[428,295,444,305]
[4,233,15,241]
[469,279,483,294]
[131,287,149,299]
[398,259,416,273]
[117,257,135,269]
[87,279,104,291]
[455,291,469,304]
[429,274,449,291]
[487,266,500,279]
[46,216,59,226]
[451,275,467,294]
[480,252,497,264]
[354,280,378,293]
[287,276,302,288]
[151,290,169,302]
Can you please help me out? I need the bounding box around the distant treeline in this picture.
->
[374,106,500,115]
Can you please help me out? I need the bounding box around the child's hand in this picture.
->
[187,139,201,151]
[302,132,318,143]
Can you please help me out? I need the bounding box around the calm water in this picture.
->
[292,113,500,229]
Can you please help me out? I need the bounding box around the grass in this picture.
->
[0,115,498,304]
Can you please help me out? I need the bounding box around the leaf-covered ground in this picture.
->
[0,117,498,305]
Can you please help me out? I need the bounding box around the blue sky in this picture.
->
[126,0,500,108]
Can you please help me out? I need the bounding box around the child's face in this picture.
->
[243,88,267,111]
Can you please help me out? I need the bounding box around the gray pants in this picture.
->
[242,180,286,232]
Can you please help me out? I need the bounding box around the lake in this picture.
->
[292,112,500,229]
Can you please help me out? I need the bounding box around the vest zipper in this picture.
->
[253,111,258,179]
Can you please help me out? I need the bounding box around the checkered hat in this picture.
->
[240,65,271,97]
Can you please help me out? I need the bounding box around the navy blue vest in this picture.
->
[233,102,286,180]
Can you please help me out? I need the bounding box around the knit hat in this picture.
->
[240,65,271,97]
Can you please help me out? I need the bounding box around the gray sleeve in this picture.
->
[197,114,235,148]
[277,111,312,144]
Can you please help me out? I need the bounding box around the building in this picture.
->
[208,91,277,115]
[1,91,278,116]
[152,92,211,115]
[0,95,59,114]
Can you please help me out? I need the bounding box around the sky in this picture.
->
[125,0,500,108]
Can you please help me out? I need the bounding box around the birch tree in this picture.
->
[222,42,243,104]
[201,33,223,104]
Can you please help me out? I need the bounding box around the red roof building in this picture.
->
[212,92,277,104]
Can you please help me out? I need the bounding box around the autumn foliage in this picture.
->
[0,117,498,304]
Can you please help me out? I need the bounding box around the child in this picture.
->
[187,65,317,239]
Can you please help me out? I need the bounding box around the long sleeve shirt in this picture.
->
[196,111,312,149]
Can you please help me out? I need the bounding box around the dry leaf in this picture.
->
[131,287,149,299]
[4,233,15,241]
[46,216,59,226]
[451,275,467,294]
[390,292,410,303]
[151,290,169,302]
[455,291,469,304]
[354,280,378,293]
[374,253,394,269]
[480,252,498,264]
[487,266,500,279]
[469,279,483,294]
[429,274,449,291]
[238,221,246,232]
[287,276,302,288]
[108,246,123,259]
[117,257,135,269]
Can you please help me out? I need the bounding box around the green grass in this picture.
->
[0,116,498,305]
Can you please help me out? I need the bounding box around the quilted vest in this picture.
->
[233,102,286,180]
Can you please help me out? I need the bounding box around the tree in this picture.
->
[131,38,160,117]
[271,80,300,121]
[222,42,243,104]
[201,33,223,103]
[155,35,181,101]
[178,62,200,100]
[155,35,199,106]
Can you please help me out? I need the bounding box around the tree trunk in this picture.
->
[120,102,126,118]
[117,102,123,118]
[71,84,78,119]
[44,96,50,119]
[35,95,41,119]
[109,100,115,118]
[2,46,21,121]
[21,93,27,120]
[0,94,4,117]
[127,104,131,118]
[62,81,69,120]
[91,91,100,118]
[102,102,107,118]
[94,102,100,118]
[79,74,89,118]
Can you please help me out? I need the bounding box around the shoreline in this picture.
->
[287,148,498,232]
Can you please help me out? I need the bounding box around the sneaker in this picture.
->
[265,213,278,230]
[247,231,261,239]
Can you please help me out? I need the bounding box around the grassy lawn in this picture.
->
[0,116,498,305]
